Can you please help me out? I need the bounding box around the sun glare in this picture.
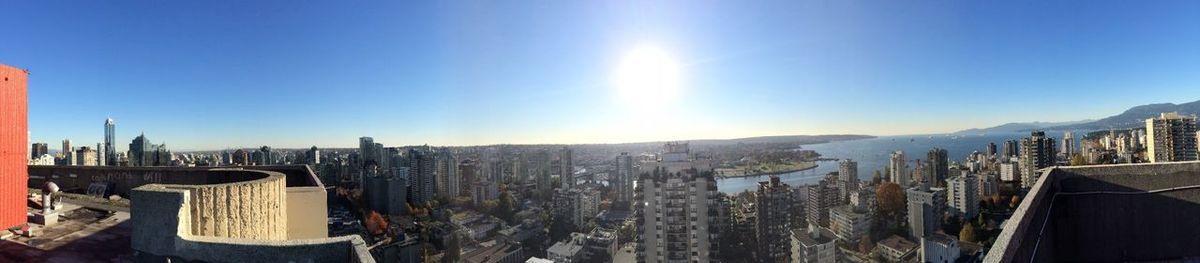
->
[613,45,681,109]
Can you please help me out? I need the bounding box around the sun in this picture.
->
[613,45,682,109]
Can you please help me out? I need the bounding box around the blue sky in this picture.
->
[3,1,1199,150]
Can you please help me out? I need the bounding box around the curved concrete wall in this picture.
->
[174,169,287,240]
[132,168,372,263]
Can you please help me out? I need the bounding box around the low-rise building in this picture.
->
[547,233,585,263]
[829,205,871,242]
[878,235,918,262]
[463,240,524,263]
[921,233,960,263]
[791,228,836,263]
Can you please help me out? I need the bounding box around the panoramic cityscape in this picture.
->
[3,1,1200,263]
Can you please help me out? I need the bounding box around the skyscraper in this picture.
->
[889,151,909,186]
[62,139,72,158]
[1019,131,1057,188]
[635,168,720,263]
[1062,131,1075,158]
[31,143,48,159]
[1145,112,1198,163]
[756,176,793,262]
[436,149,458,198]
[1003,140,1019,158]
[927,148,949,187]
[837,159,859,200]
[806,181,839,228]
[258,146,273,165]
[407,148,437,204]
[614,152,635,210]
[104,117,116,166]
[359,137,379,167]
[986,142,997,157]
[306,146,320,165]
[128,133,171,166]
[558,146,573,190]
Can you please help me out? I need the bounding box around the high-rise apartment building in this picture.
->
[436,149,457,198]
[756,176,793,262]
[407,148,437,204]
[986,142,997,157]
[889,151,909,186]
[559,147,574,190]
[1003,140,1019,158]
[614,152,635,210]
[258,146,273,165]
[1019,131,1057,188]
[104,117,116,166]
[906,185,946,239]
[31,143,48,159]
[635,167,720,262]
[837,159,859,200]
[927,148,949,187]
[1062,131,1075,158]
[1146,112,1198,163]
[946,172,978,218]
[75,146,98,166]
[62,138,73,163]
[806,181,839,228]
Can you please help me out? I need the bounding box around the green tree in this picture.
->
[496,192,516,223]
[959,223,978,243]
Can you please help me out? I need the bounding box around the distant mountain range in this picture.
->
[955,120,1093,134]
[956,99,1200,134]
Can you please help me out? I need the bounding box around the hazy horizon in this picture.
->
[5,1,1200,149]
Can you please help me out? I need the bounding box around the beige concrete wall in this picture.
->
[172,170,287,240]
[131,169,372,263]
[286,186,328,239]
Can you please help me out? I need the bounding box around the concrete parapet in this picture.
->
[131,168,371,263]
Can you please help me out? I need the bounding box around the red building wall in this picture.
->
[0,64,28,229]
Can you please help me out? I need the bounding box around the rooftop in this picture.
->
[792,228,835,247]
[878,235,918,252]
[0,205,131,262]
[987,161,1200,262]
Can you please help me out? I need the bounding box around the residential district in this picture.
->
[5,63,1200,263]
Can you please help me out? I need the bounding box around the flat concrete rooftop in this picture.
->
[986,161,1200,262]
[0,204,132,262]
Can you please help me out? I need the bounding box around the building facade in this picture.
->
[0,64,29,230]
[889,151,909,186]
[756,176,792,262]
[837,159,858,200]
[1146,112,1198,163]
[906,185,946,239]
[1019,131,1057,188]
[635,168,720,263]
[947,172,979,218]
[927,148,950,187]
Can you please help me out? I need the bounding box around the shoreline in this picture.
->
[716,162,820,179]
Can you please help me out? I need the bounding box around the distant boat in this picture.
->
[910,138,915,142]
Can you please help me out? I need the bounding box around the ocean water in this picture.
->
[715,132,1069,193]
